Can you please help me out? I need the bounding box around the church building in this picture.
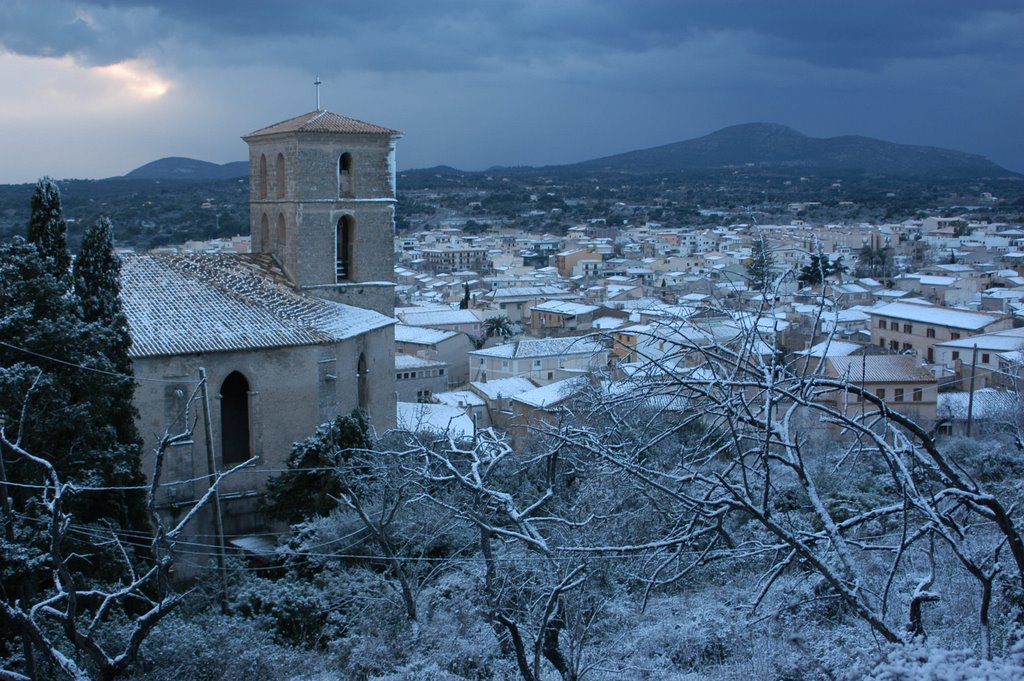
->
[122,110,400,543]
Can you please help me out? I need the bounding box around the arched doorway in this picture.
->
[220,371,251,465]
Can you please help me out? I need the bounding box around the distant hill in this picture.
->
[120,157,248,181]
[557,123,1015,178]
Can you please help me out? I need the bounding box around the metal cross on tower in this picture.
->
[314,75,322,111]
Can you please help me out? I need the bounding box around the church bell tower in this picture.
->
[242,109,400,315]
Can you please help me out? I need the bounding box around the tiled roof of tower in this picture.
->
[120,253,394,358]
[243,110,400,138]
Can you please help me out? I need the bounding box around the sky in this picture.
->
[1,0,1023,184]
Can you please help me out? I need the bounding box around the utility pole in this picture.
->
[966,345,979,437]
[198,367,230,613]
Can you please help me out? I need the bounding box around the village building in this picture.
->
[467,336,608,385]
[868,302,1010,362]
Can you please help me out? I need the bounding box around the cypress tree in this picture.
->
[73,217,148,528]
[26,177,72,284]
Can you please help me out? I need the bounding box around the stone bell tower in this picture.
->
[242,109,401,315]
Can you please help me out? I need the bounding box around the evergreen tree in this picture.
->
[264,411,373,524]
[74,217,132,372]
[798,253,846,287]
[26,177,71,284]
[745,236,775,291]
[73,217,148,525]
[0,237,145,528]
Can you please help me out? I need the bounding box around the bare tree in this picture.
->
[0,381,254,681]
[548,286,1024,656]
[408,428,592,681]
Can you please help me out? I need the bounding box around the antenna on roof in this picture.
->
[314,75,323,111]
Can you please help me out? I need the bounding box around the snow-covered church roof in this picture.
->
[120,253,394,358]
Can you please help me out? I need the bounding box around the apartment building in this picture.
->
[868,302,1010,362]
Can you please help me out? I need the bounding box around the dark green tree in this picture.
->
[745,236,775,291]
[855,244,893,279]
[26,177,72,284]
[459,282,470,309]
[798,252,847,287]
[263,410,373,524]
[73,217,148,526]
[0,236,146,529]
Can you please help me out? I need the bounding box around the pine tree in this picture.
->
[798,253,847,287]
[26,177,71,284]
[74,218,132,371]
[746,236,775,291]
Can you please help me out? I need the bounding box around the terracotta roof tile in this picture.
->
[243,110,400,138]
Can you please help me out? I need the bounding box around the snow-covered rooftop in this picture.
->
[395,354,447,370]
[470,377,538,400]
[120,254,394,359]
[396,402,474,438]
[394,324,460,345]
[869,302,1003,330]
[469,336,606,359]
[511,377,588,409]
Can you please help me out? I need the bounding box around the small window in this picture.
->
[894,388,904,402]
[339,152,353,196]
[547,371,554,380]
[913,388,923,402]
[879,338,885,348]
[439,368,445,375]
[982,353,990,364]
[878,319,886,329]
[479,358,485,365]
[890,321,899,330]
[902,343,912,351]
[950,332,961,340]
[926,328,935,338]
[889,340,898,350]
[903,324,912,334]
[534,359,541,367]
[876,388,886,400]
[952,351,960,361]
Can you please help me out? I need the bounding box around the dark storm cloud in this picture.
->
[5,0,1022,73]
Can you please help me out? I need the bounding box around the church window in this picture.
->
[275,153,286,198]
[275,214,287,254]
[357,353,368,410]
[339,152,353,196]
[260,214,270,252]
[258,154,268,198]
[337,216,355,281]
[220,371,251,465]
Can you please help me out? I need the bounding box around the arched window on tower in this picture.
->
[336,215,354,281]
[275,153,286,199]
[357,353,368,410]
[260,214,270,252]
[339,152,353,197]
[258,154,268,199]
[275,213,287,254]
[220,371,251,465]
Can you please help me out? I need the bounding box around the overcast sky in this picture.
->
[1,0,1022,184]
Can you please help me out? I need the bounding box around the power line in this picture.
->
[0,339,195,385]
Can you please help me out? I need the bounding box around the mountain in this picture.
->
[557,123,1015,178]
[120,157,248,181]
